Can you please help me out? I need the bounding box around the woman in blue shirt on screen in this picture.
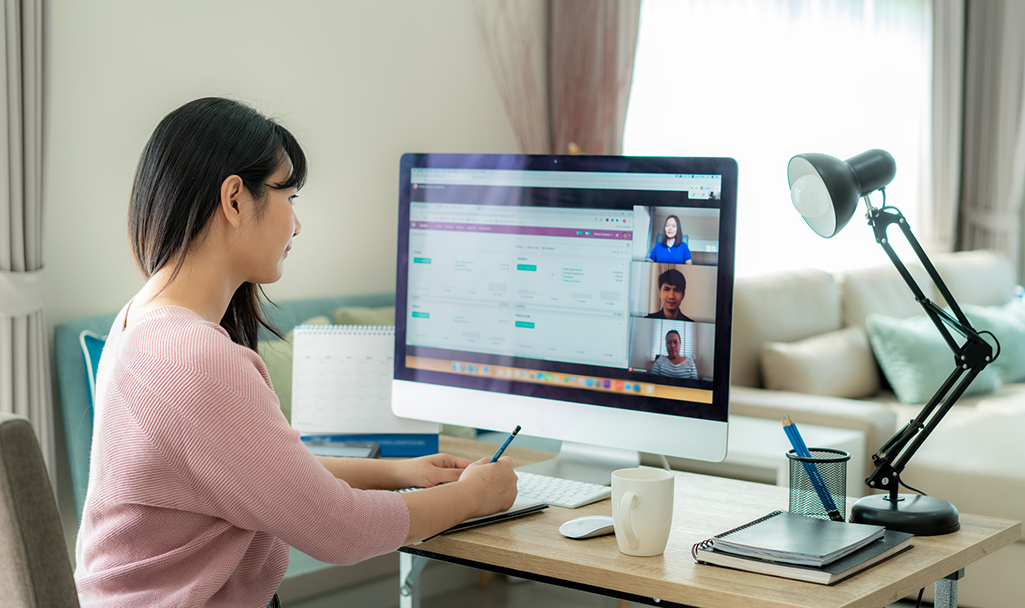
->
[648,215,692,264]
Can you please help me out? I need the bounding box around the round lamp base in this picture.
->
[850,494,960,536]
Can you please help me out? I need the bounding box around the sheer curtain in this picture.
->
[549,0,641,155]
[958,0,1025,279]
[474,0,642,155]
[625,0,933,277]
[1,0,50,477]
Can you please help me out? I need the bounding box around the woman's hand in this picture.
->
[390,453,472,489]
[457,457,519,517]
[398,456,519,543]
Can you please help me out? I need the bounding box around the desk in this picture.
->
[399,437,1021,608]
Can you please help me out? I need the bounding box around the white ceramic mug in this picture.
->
[611,467,675,557]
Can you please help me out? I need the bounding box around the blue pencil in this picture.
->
[783,421,839,515]
[490,425,521,463]
[783,416,844,522]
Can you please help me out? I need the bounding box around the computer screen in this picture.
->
[392,154,736,474]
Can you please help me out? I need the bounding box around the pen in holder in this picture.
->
[787,448,849,521]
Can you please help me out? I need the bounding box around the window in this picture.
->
[624,0,932,277]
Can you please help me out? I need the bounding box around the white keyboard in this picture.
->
[515,471,611,509]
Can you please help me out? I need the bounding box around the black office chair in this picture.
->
[0,412,80,607]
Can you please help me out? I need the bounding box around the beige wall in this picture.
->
[44,0,532,329]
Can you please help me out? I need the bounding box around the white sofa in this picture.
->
[725,249,1025,608]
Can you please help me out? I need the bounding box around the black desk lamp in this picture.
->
[787,149,998,535]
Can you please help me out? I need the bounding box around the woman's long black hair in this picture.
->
[129,97,308,351]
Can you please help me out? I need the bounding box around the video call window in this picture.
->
[631,206,721,267]
[403,176,724,409]
[628,319,715,382]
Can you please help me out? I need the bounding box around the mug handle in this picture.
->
[620,491,640,550]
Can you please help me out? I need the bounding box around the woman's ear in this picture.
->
[219,175,245,227]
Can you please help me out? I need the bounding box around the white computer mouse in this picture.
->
[559,515,616,539]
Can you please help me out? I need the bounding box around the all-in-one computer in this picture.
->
[391,153,737,501]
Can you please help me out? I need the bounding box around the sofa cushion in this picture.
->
[962,301,1025,384]
[79,330,106,411]
[333,306,395,326]
[840,263,936,329]
[732,269,842,388]
[899,411,1025,522]
[933,249,1016,308]
[866,313,1000,404]
[761,327,880,399]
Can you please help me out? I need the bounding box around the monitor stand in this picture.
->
[517,441,640,486]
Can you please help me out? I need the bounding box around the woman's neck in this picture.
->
[130,257,238,326]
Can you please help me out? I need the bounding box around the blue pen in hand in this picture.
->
[783,416,845,522]
[490,425,521,463]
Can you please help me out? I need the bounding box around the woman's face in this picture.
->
[665,332,681,358]
[664,217,678,239]
[238,160,301,284]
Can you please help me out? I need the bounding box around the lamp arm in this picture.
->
[861,203,995,499]
[868,205,981,349]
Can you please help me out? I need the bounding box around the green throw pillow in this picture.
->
[962,301,1025,384]
[866,313,1000,404]
[258,315,331,422]
[333,306,395,326]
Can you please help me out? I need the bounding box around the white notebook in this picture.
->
[290,325,439,435]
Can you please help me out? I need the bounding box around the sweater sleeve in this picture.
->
[116,317,409,565]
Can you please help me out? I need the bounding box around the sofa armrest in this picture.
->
[728,385,898,478]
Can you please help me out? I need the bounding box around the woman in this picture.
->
[650,329,698,379]
[648,214,693,264]
[74,98,518,608]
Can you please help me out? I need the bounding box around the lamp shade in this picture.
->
[787,149,896,238]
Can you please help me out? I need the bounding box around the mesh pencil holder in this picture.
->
[787,448,849,521]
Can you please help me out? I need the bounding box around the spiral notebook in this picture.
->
[291,325,439,456]
[694,527,913,585]
[691,510,885,568]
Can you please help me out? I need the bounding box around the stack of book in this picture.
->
[692,510,914,585]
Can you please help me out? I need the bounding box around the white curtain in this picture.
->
[925,0,965,255]
[473,0,550,154]
[1,0,50,477]
[625,0,933,277]
[958,0,1025,279]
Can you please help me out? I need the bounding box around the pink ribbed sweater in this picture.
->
[74,305,410,607]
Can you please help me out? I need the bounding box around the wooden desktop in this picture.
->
[398,436,1021,608]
